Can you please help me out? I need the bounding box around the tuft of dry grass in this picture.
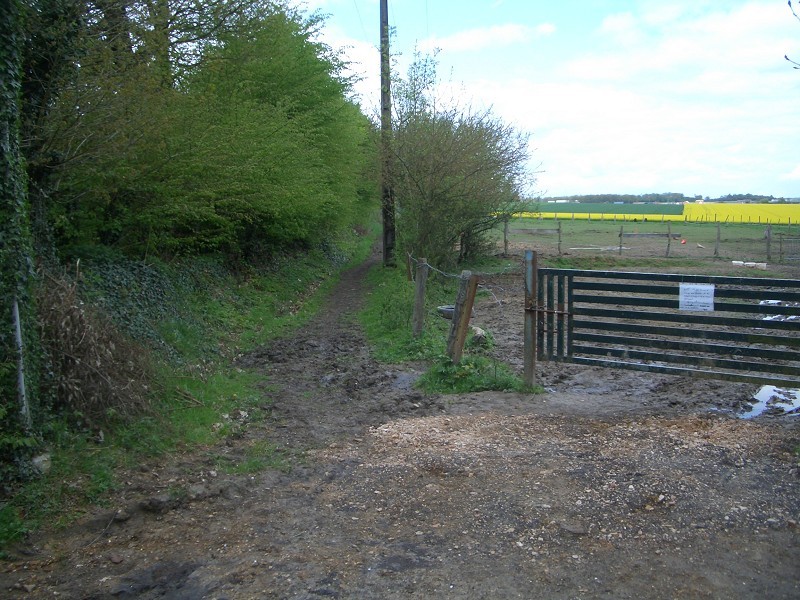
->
[37,268,152,425]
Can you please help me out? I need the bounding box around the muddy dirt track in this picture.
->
[2,252,799,599]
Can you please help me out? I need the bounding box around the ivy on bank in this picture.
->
[1,0,39,479]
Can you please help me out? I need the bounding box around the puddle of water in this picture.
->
[740,385,800,419]
[392,372,420,391]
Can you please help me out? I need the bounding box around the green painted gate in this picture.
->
[524,251,800,387]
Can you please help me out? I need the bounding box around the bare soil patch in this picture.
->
[2,251,799,599]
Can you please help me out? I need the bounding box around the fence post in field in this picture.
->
[412,258,429,338]
[446,270,479,364]
[666,223,672,257]
[504,220,509,257]
[558,221,563,255]
[715,222,720,258]
[619,225,624,255]
[766,224,772,262]
[523,250,537,386]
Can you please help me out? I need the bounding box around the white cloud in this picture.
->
[535,23,557,36]
[570,2,795,85]
[419,23,537,53]
[641,4,686,27]
[599,12,643,46]
[783,165,800,181]
[462,57,799,196]
[320,1,800,196]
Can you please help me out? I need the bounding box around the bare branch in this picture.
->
[788,1,800,68]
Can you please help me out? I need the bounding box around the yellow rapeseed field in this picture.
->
[683,203,800,224]
[522,203,800,225]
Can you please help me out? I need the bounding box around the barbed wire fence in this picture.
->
[404,253,526,367]
[406,254,520,301]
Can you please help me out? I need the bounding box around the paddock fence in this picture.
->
[507,221,798,264]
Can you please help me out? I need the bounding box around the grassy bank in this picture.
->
[0,227,377,552]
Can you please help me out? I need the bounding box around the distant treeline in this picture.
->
[540,193,792,204]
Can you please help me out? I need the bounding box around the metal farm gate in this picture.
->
[523,251,800,387]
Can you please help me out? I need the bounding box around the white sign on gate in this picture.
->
[679,283,715,311]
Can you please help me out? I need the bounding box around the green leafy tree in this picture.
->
[18,1,271,253]
[125,7,374,256]
[23,1,374,257]
[391,53,533,266]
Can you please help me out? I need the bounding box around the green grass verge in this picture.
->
[417,353,531,394]
[360,264,452,363]
[542,255,707,270]
[360,261,537,394]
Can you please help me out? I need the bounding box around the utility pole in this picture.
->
[380,0,396,267]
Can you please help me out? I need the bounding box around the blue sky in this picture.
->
[304,0,800,199]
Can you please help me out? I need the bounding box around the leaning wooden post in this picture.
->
[446,271,479,364]
[714,222,720,258]
[618,225,624,255]
[523,250,537,386]
[412,258,428,338]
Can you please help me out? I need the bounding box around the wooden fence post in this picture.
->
[666,223,672,258]
[523,250,537,386]
[412,258,428,338]
[766,224,772,262]
[503,220,509,257]
[557,221,562,256]
[618,226,624,256]
[446,270,479,364]
[714,222,720,258]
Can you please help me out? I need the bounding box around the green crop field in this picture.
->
[526,202,683,216]
[500,218,800,272]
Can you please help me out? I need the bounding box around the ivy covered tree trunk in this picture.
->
[1,0,36,433]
